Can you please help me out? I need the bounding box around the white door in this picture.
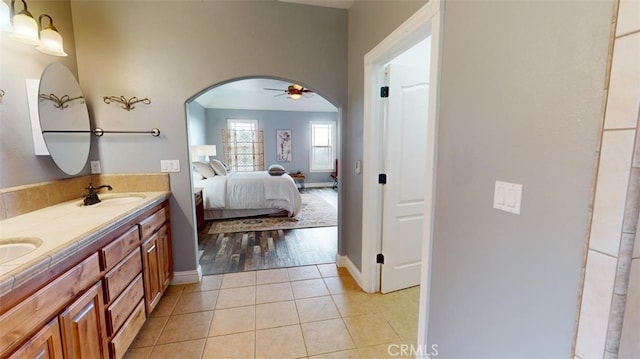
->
[380,62,430,293]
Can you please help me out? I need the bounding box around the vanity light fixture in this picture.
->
[39,93,84,109]
[0,1,12,32]
[36,14,67,56]
[9,0,39,45]
[103,96,151,111]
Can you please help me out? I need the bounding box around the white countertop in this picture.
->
[0,191,171,296]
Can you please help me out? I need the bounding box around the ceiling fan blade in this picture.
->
[274,93,287,97]
[264,88,286,92]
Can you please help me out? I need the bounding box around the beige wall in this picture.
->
[70,1,348,273]
[0,0,90,188]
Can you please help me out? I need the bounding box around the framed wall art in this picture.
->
[276,129,292,162]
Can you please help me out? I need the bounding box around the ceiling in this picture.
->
[193,78,338,113]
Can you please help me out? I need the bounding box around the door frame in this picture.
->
[360,0,443,348]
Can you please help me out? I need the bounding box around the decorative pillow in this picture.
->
[209,159,228,176]
[193,161,216,178]
[268,164,286,176]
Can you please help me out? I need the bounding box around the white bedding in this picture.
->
[194,171,302,217]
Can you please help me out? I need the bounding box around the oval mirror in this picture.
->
[38,63,91,175]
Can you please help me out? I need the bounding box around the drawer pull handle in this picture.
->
[147,244,156,253]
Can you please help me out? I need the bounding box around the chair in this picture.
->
[330,159,338,190]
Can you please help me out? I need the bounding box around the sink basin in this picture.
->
[77,194,146,207]
[0,238,42,264]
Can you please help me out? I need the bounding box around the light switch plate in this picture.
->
[90,161,102,174]
[161,160,180,173]
[494,181,522,215]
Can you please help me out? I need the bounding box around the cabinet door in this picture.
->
[59,282,108,359]
[158,224,173,290]
[8,318,64,359]
[141,234,162,315]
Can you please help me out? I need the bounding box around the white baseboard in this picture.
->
[336,254,374,293]
[305,182,335,188]
[170,265,202,285]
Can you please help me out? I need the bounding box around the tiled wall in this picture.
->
[574,0,640,358]
[0,173,170,220]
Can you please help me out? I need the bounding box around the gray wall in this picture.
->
[0,0,93,188]
[426,1,612,357]
[186,101,206,148]
[70,1,348,273]
[345,0,427,270]
[203,109,338,184]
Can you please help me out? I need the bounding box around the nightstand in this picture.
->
[194,187,204,231]
[289,173,305,191]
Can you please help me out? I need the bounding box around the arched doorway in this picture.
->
[185,76,341,275]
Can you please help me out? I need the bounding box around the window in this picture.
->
[223,119,264,172]
[310,121,336,172]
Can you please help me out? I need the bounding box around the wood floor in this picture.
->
[198,188,338,275]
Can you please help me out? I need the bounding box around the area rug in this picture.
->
[208,192,337,234]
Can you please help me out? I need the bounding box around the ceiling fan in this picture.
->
[264,84,313,99]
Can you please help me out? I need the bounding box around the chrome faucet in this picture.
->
[83,183,113,206]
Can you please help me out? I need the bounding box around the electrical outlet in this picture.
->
[161,160,180,173]
[90,161,101,174]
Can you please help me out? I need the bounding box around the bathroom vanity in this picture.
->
[0,191,172,359]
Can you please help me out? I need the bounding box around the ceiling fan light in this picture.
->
[290,93,302,100]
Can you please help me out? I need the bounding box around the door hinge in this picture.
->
[378,173,387,185]
[380,86,389,98]
[376,253,385,264]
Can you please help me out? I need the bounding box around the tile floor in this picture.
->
[125,264,419,359]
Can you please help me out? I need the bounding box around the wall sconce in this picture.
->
[0,1,12,32]
[36,14,67,56]
[103,96,151,111]
[39,93,84,109]
[5,1,67,56]
[10,0,38,45]
[0,89,5,102]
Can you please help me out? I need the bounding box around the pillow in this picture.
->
[268,164,286,176]
[209,159,228,176]
[193,161,217,178]
[192,170,204,180]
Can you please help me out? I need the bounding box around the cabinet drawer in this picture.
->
[101,226,140,271]
[106,274,144,336]
[103,248,142,303]
[109,300,146,359]
[140,207,169,239]
[0,253,100,357]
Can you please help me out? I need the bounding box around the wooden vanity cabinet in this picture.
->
[59,282,109,359]
[1,200,173,359]
[7,318,64,359]
[140,206,172,315]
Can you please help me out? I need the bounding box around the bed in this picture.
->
[193,170,302,220]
